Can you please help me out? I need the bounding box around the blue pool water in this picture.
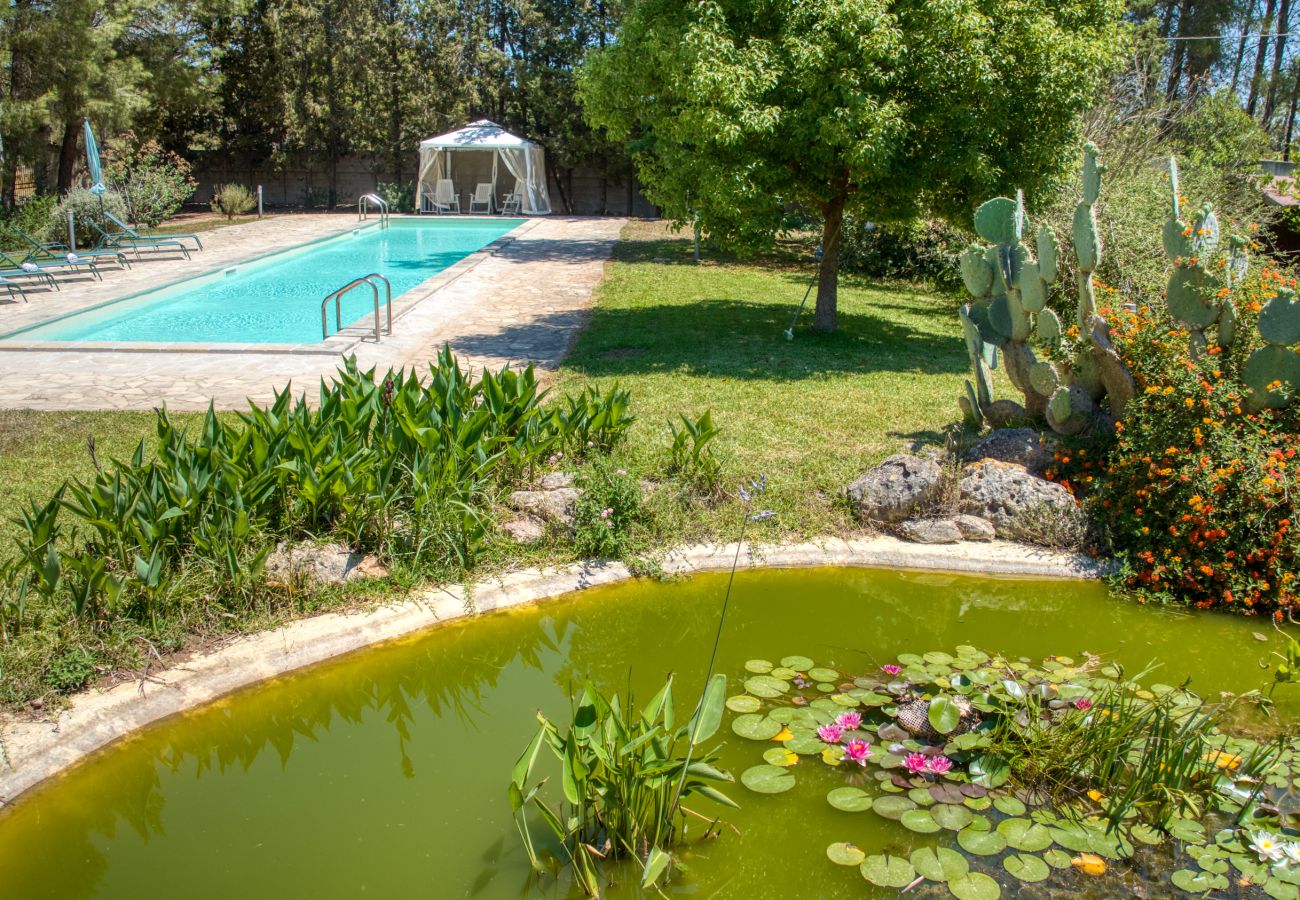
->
[11,218,522,344]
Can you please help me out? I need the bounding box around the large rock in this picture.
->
[899,518,963,544]
[539,472,575,491]
[958,460,1078,542]
[953,514,996,542]
[964,428,1057,476]
[265,541,388,585]
[501,516,546,544]
[846,454,943,524]
[508,488,579,525]
[984,399,1028,429]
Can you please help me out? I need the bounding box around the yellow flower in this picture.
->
[1072,853,1107,876]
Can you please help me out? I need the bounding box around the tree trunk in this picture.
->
[1232,0,1258,91]
[55,119,79,194]
[813,188,848,334]
[1285,62,1300,159]
[1164,0,1194,100]
[1249,0,1278,116]
[1265,0,1293,124]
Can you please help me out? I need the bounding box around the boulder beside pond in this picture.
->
[508,487,579,526]
[963,427,1057,476]
[958,459,1078,542]
[899,518,963,544]
[265,542,389,585]
[845,454,943,524]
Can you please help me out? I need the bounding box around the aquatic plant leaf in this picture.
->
[763,747,798,767]
[911,846,969,882]
[731,714,782,740]
[784,734,830,755]
[827,842,866,866]
[820,748,842,766]
[1003,853,1050,883]
[809,667,839,682]
[1043,849,1072,869]
[781,655,814,670]
[1265,877,1300,900]
[827,786,872,812]
[739,764,795,794]
[744,659,773,674]
[641,846,671,889]
[770,667,798,680]
[928,696,961,734]
[901,808,941,833]
[688,673,727,743]
[744,675,789,698]
[860,854,916,888]
[1049,824,1097,853]
[932,804,974,832]
[931,783,966,805]
[1167,817,1207,845]
[725,694,761,714]
[963,796,993,811]
[993,796,1025,816]
[998,818,1052,852]
[969,754,1010,788]
[949,871,1001,900]
[958,824,1007,856]
[1170,868,1227,893]
[877,723,910,742]
[909,787,937,806]
[871,795,918,820]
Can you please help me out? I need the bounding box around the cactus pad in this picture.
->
[1019,261,1046,312]
[1162,219,1190,261]
[1046,384,1095,436]
[1166,266,1221,328]
[1259,288,1300,346]
[1217,298,1237,348]
[960,384,982,428]
[1167,155,1181,220]
[1189,205,1220,254]
[1037,225,1059,283]
[1073,202,1101,272]
[960,246,994,298]
[1036,308,1062,348]
[974,197,1019,245]
[1082,143,1103,205]
[975,359,994,408]
[1243,345,1300,410]
[1029,360,1061,396]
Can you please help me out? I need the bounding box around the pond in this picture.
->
[0,567,1291,898]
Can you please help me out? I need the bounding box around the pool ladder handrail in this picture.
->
[321,273,392,341]
[358,193,389,228]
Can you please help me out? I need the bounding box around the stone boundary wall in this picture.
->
[0,537,1106,807]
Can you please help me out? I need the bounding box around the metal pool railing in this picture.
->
[321,273,392,341]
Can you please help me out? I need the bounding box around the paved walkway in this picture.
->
[0,215,624,410]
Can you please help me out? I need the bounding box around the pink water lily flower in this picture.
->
[903,753,930,775]
[926,755,953,776]
[817,724,843,743]
[841,740,872,766]
[881,664,902,676]
[1075,697,1094,711]
[835,711,863,730]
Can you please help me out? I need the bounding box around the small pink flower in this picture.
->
[817,724,843,743]
[835,711,862,730]
[600,507,613,519]
[903,753,929,775]
[881,664,902,676]
[841,740,872,766]
[616,469,627,475]
[1075,698,1093,711]
[926,755,953,776]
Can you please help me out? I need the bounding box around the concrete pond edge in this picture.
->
[0,536,1106,808]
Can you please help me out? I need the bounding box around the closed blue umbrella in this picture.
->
[83,117,105,195]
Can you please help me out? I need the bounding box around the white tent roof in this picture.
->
[419,120,535,150]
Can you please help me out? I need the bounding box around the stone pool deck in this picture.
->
[0,214,624,410]
[0,537,1105,808]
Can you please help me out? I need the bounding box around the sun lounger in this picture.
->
[0,249,102,282]
[8,226,130,269]
[91,220,192,260]
[0,276,29,302]
[0,263,57,292]
[104,212,202,251]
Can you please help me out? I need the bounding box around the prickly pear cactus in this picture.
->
[1244,286,1300,410]
[955,144,1132,436]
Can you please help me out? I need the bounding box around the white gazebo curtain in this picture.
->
[417,120,552,215]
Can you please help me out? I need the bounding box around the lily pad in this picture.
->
[900,808,941,833]
[1167,817,1207,845]
[743,659,773,674]
[826,786,872,813]
[1170,868,1228,893]
[998,818,1053,852]
[963,796,993,811]
[1003,853,1050,883]
[949,871,1001,900]
[993,796,1026,816]
[969,754,1010,788]
[784,734,830,755]
[809,667,839,682]
[958,824,1007,856]
[911,846,969,882]
[827,842,866,866]
[928,695,962,734]
[740,764,794,794]
[725,694,761,714]
[762,747,798,767]
[860,854,916,889]
[770,666,799,680]
[781,654,815,670]
[871,795,918,820]
[744,676,788,698]
[1265,879,1300,900]
[731,714,782,740]
[931,803,974,831]
[1043,848,1073,869]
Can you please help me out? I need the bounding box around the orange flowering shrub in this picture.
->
[1071,268,1299,615]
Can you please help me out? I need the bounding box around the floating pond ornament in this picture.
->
[725,646,1300,898]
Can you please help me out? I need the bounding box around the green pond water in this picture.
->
[0,567,1292,899]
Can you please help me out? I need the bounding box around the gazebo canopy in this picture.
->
[417,120,551,215]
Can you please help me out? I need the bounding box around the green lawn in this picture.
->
[550,220,967,536]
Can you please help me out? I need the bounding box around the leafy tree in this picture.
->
[580,0,1123,332]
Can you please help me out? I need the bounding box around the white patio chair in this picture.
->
[430,179,460,214]
[468,183,494,214]
[500,189,522,215]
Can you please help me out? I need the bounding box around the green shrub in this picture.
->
[572,459,642,558]
[104,133,196,226]
[667,410,722,495]
[376,181,414,214]
[211,183,256,220]
[840,216,966,290]
[47,188,129,247]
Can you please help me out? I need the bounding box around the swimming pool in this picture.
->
[7,218,523,345]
